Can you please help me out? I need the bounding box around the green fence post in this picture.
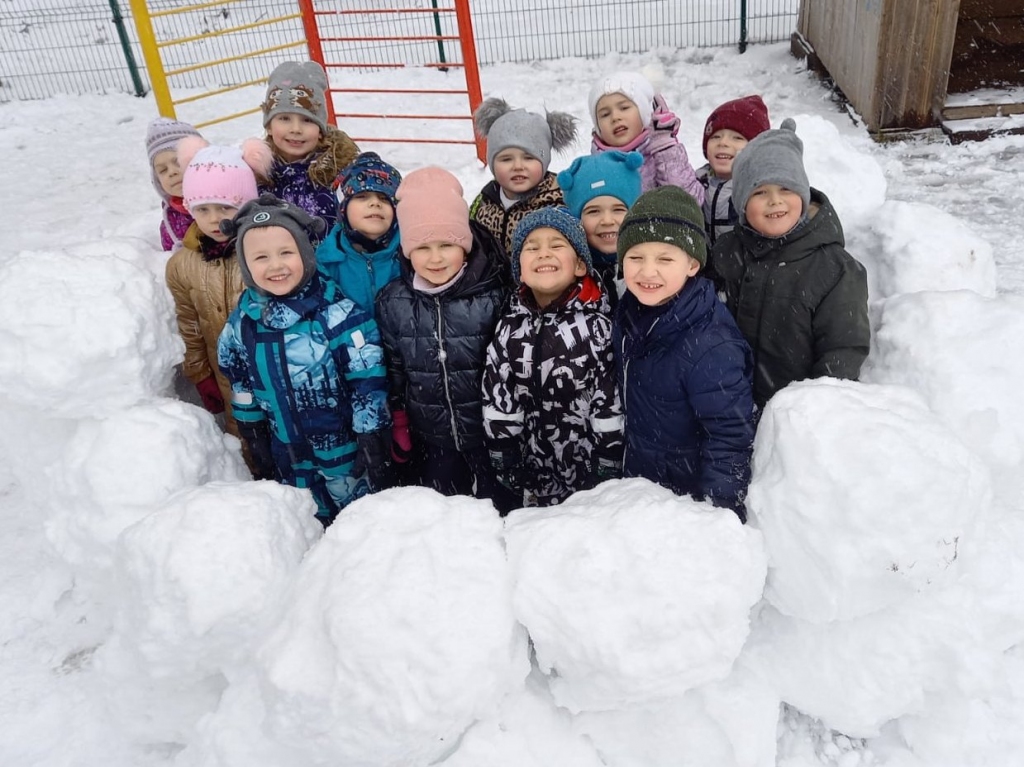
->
[109,0,147,96]
[739,0,748,53]
[430,0,448,71]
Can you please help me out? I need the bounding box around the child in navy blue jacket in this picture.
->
[613,186,755,519]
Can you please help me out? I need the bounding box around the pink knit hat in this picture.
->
[178,137,273,212]
[395,167,473,254]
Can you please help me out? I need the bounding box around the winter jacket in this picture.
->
[592,127,704,204]
[470,172,565,255]
[165,224,244,410]
[589,245,622,313]
[614,276,755,516]
[375,222,511,451]
[482,276,623,507]
[260,127,360,234]
[696,164,737,247]
[708,188,870,408]
[218,270,390,520]
[315,225,402,318]
[160,198,194,252]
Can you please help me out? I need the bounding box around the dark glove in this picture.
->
[195,376,225,414]
[354,430,393,491]
[237,420,275,481]
[489,449,524,496]
[390,410,413,464]
[582,456,622,490]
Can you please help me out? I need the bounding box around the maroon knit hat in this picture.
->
[702,95,770,159]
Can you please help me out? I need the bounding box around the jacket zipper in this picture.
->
[436,297,461,450]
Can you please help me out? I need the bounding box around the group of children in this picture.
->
[148,60,869,525]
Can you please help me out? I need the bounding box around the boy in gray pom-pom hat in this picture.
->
[469,97,578,254]
[708,117,870,409]
[217,193,392,526]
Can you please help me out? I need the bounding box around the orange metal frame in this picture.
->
[297,0,486,164]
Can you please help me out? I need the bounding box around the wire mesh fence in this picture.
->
[0,0,799,103]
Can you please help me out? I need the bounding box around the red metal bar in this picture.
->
[320,35,461,43]
[314,8,455,14]
[296,0,336,126]
[324,62,465,69]
[454,0,486,163]
[337,113,473,120]
[331,88,469,95]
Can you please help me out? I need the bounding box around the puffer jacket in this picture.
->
[165,223,244,412]
[614,276,755,516]
[470,172,565,255]
[696,164,737,247]
[592,127,704,204]
[218,270,389,519]
[315,226,402,318]
[375,222,510,451]
[260,126,360,234]
[708,188,870,408]
[482,276,623,507]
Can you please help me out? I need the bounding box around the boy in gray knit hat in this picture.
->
[709,118,870,408]
[613,185,755,518]
[217,194,393,525]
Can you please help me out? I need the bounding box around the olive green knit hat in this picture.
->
[616,185,708,267]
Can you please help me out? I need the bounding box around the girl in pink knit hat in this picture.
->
[374,166,512,505]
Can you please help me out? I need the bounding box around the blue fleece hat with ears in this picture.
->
[510,206,592,284]
[557,151,644,219]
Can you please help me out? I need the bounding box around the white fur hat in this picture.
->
[588,72,656,132]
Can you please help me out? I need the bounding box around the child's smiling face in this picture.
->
[243,225,305,296]
[345,191,395,239]
[595,93,645,147]
[745,184,804,238]
[518,226,588,307]
[492,148,544,196]
[706,129,749,179]
[267,112,321,162]
[580,195,629,255]
[622,241,700,306]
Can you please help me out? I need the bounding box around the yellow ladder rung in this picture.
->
[158,13,302,48]
[174,77,269,105]
[193,106,264,130]
[150,0,243,19]
[166,40,305,76]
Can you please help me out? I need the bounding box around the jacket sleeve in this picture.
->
[332,304,390,435]
[811,253,871,381]
[165,250,214,385]
[587,318,625,461]
[688,340,756,514]
[159,219,174,252]
[481,317,525,454]
[216,315,265,425]
[374,293,408,412]
[651,142,705,207]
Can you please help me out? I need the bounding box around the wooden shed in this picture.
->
[792,0,1024,140]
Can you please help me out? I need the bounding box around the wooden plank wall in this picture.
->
[948,0,1024,92]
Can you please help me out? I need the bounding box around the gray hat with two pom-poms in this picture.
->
[473,97,578,174]
[221,193,327,296]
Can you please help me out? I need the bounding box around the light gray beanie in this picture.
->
[473,97,577,174]
[261,61,329,134]
[731,117,810,225]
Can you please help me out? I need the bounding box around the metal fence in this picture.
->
[0,0,799,103]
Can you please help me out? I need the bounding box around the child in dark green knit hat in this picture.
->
[613,185,756,519]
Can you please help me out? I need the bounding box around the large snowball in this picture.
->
[505,480,767,712]
[748,380,989,623]
[0,243,181,416]
[45,399,248,570]
[864,291,1024,503]
[255,488,528,767]
[107,481,321,680]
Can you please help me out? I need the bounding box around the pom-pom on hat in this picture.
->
[179,137,273,213]
[146,117,202,200]
[509,205,592,284]
[222,193,327,296]
[557,150,643,219]
[473,97,578,174]
[617,186,709,268]
[261,60,329,134]
[730,117,810,226]
[588,72,657,133]
[395,167,473,255]
[702,95,770,159]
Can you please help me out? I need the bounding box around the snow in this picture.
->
[2,38,1024,767]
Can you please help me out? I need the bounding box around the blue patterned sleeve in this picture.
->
[326,301,390,435]
[216,314,265,425]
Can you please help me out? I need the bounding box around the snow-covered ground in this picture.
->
[1,42,1023,766]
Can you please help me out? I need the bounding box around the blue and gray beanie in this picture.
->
[510,206,593,283]
[557,150,643,219]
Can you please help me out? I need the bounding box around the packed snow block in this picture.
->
[505,479,767,712]
[748,379,990,623]
[108,481,321,680]
[864,291,1024,503]
[45,399,249,571]
[255,488,529,767]
[849,200,997,300]
[0,244,181,417]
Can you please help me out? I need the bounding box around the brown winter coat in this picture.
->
[470,172,566,255]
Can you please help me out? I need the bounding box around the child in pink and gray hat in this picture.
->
[375,166,511,504]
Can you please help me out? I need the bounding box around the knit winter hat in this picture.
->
[702,95,771,159]
[335,151,402,220]
[222,193,327,296]
[617,186,708,268]
[146,117,202,200]
[395,166,473,254]
[473,97,578,174]
[178,137,273,213]
[557,151,643,219]
[510,205,592,284]
[588,72,656,134]
[261,60,329,134]
[730,117,810,225]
